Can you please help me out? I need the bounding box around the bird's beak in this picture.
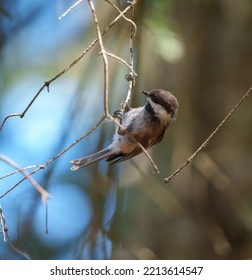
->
[141,90,149,96]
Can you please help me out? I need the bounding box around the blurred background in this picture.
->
[0,0,252,260]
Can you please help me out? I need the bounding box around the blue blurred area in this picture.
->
[0,0,114,259]
[33,183,91,247]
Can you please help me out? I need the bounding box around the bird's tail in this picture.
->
[70,148,113,171]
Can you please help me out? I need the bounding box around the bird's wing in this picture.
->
[106,148,143,166]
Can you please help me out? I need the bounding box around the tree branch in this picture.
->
[164,86,252,183]
[0,205,30,259]
[0,154,50,202]
[88,0,109,116]
[0,4,133,131]
[0,116,105,199]
[58,0,83,20]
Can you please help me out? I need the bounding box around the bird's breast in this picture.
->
[109,106,170,153]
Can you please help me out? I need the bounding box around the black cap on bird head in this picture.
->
[141,89,179,119]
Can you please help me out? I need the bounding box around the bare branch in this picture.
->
[0,83,46,131]
[0,154,50,202]
[0,1,158,193]
[0,165,39,181]
[136,142,160,173]
[106,51,137,76]
[104,0,137,37]
[123,1,137,111]
[58,0,83,20]
[39,115,106,169]
[0,205,8,242]
[0,4,132,131]
[0,116,105,199]
[0,205,31,259]
[164,86,252,184]
[87,0,109,116]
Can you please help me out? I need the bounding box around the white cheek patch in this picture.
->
[148,99,170,122]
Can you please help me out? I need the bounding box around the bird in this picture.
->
[70,89,178,170]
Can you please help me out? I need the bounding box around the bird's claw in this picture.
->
[125,74,136,86]
[113,109,122,121]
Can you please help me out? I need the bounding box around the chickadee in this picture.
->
[70,89,178,170]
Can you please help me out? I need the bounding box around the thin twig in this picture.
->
[0,84,47,131]
[58,0,83,20]
[0,4,132,131]
[106,51,137,76]
[136,142,159,173]
[104,0,137,37]
[123,1,137,111]
[0,205,8,242]
[39,115,106,169]
[164,86,252,183]
[0,165,39,180]
[0,0,156,194]
[0,154,50,202]
[0,116,105,199]
[104,0,138,107]
[0,205,31,259]
[88,0,109,116]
